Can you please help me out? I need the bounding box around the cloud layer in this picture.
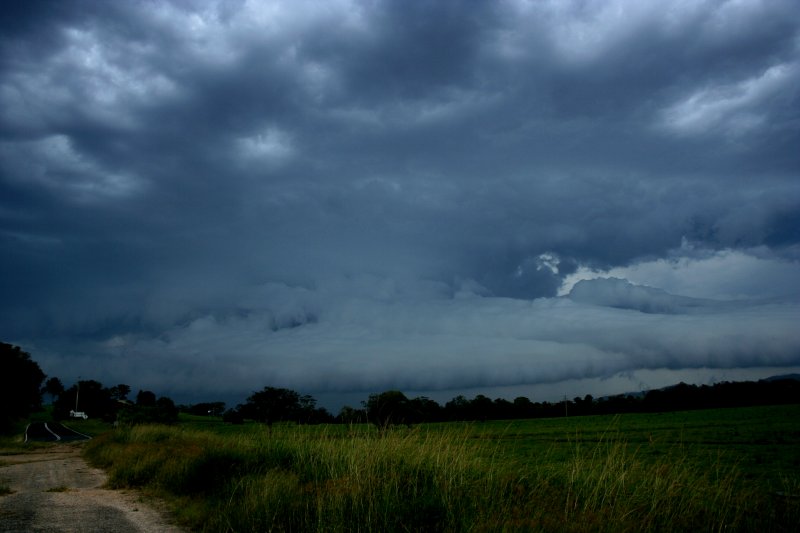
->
[1,1,798,404]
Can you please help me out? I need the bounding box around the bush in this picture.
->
[116,397,178,426]
[222,409,244,424]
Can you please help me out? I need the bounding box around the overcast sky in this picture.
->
[2,0,799,410]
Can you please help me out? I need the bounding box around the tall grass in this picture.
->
[84,423,798,532]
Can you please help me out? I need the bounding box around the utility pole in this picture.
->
[564,394,568,417]
[75,378,81,412]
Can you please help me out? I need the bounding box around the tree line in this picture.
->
[1,341,178,431]
[230,377,800,428]
[350,378,800,427]
[3,340,799,434]
[47,377,179,426]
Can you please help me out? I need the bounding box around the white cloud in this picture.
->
[543,0,661,64]
[567,277,713,314]
[660,62,800,137]
[559,242,800,300]
[236,127,295,162]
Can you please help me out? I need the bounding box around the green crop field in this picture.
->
[83,404,800,532]
[458,405,800,488]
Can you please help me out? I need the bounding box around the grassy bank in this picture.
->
[83,406,800,532]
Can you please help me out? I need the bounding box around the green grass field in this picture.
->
[460,405,800,488]
[81,405,800,532]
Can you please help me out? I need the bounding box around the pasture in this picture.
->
[83,404,800,532]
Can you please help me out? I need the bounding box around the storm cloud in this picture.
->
[2,0,799,406]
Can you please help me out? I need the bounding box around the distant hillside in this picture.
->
[593,376,800,415]
[605,374,800,401]
[764,373,800,382]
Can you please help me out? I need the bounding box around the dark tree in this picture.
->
[337,405,366,424]
[512,396,534,419]
[222,408,244,424]
[407,396,442,423]
[117,395,179,425]
[155,396,179,423]
[298,394,317,422]
[493,397,514,420]
[366,390,412,428]
[296,395,333,424]
[43,376,65,404]
[240,387,302,426]
[0,342,46,431]
[470,394,494,421]
[109,384,131,401]
[136,390,157,406]
[444,395,470,421]
[576,394,594,415]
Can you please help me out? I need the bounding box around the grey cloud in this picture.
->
[568,278,716,314]
[29,274,800,400]
[2,1,799,404]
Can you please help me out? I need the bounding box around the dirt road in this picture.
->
[0,444,184,532]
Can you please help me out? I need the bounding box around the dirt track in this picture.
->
[0,444,184,532]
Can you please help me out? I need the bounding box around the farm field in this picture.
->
[83,404,800,532]
[462,405,800,488]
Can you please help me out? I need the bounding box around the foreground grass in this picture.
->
[0,420,38,454]
[84,410,800,532]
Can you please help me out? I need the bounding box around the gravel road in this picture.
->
[0,444,184,532]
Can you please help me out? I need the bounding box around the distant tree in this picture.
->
[337,405,366,424]
[444,395,470,421]
[407,396,442,423]
[241,387,302,426]
[0,342,46,431]
[366,390,412,428]
[43,376,65,404]
[53,380,115,421]
[512,396,534,419]
[569,394,594,416]
[493,397,514,420]
[155,396,179,423]
[117,395,179,425]
[470,394,494,421]
[296,395,333,424]
[297,394,316,422]
[109,384,131,401]
[136,390,157,406]
[222,408,244,424]
[582,394,594,414]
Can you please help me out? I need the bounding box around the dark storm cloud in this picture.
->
[1,1,799,403]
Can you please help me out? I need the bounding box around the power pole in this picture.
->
[75,378,81,412]
[564,394,568,417]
